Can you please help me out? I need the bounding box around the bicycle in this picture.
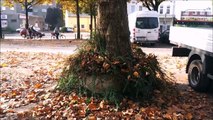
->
[51,32,66,39]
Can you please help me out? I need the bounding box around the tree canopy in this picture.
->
[139,0,165,11]
[45,7,64,30]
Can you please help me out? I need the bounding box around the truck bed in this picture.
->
[169,26,213,54]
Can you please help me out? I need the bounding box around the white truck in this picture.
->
[169,20,213,92]
[128,11,160,45]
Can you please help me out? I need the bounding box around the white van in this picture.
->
[128,11,160,45]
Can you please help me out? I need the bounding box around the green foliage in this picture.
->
[45,7,64,29]
[60,27,67,33]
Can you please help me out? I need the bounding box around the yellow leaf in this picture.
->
[0,63,8,68]
[133,71,140,78]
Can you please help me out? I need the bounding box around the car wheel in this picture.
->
[188,60,210,92]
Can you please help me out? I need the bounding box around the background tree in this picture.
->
[59,0,82,39]
[45,7,64,30]
[139,0,165,11]
[80,0,97,38]
[3,0,52,29]
[0,0,2,39]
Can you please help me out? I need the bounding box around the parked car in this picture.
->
[60,27,74,33]
[66,27,74,32]
[16,27,41,32]
[159,30,170,44]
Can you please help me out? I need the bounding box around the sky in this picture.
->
[173,0,212,19]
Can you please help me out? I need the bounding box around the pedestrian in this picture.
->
[53,26,59,39]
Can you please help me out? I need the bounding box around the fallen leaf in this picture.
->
[133,71,140,78]
[34,83,42,89]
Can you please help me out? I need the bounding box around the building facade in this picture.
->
[64,0,147,32]
[1,0,56,32]
[158,1,174,33]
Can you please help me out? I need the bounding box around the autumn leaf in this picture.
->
[0,63,8,68]
[34,83,43,89]
[88,103,98,111]
[133,71,140,78]
[103,62,110,70]
[185,113,193,120]
[112,61,120,65]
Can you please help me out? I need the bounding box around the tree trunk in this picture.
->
[0,0,2,39]
[76,0,80,39]
[90,3,93,39]
[94,14,97,34]
[97,0,132,58]
[25,0,29,29]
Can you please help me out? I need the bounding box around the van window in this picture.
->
[136,17,158,29]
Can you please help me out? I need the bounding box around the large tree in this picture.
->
[139,0,165,11]
[97,0,132,58]
[3,0,51,29]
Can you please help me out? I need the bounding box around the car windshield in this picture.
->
[136,17,158,29]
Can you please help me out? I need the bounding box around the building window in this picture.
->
[41,9,47,12]
[167,25,170,30]
[131,5,135,13]
[2,7,6,10]
[166,6,170,14]
[139,6,142,11]
[81,24,85,28]
[11,19,17,22]
[160,6,163,14]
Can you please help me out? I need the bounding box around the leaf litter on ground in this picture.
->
[0,51,212,119]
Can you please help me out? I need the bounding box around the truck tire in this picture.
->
[188,60,210,92]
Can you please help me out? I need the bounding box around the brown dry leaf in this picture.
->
[81,60,86,67]
[103,62,110,70]
[34,83,43,89]
[1,77,7,81]
[27,91,36,99]
[7,109,16,113]
[88,114,96,120]
[163,113,172,119]
[133,71,140,78]
[112,61,120,65]
[0,107,4,114]
[99,100,105,109]
[11,90,20,97]
[88,103,98,111]
[185,113,193,120]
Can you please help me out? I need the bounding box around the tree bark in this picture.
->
[97,0,132,58]
[25,0,29,29]
[0,0,2,39]
[90,3,93,39]
[76,0,80,39]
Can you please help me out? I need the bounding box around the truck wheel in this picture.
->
[188,60,210,92]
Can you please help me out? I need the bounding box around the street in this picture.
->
[3,32,90,40]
